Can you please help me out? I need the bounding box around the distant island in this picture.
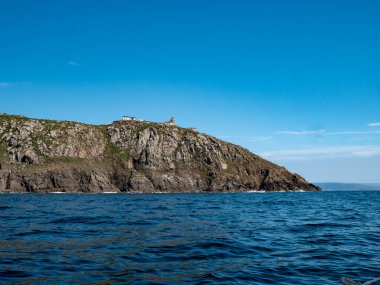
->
[315,182,380,191]
[0,114,320,193]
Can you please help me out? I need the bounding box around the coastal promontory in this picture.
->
[0,114,320,193]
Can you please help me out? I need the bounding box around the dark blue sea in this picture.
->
[0,191,379,285]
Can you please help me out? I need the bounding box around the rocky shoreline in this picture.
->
[0,114,320,193]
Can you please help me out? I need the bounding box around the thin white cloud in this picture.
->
[220,135,272,142]
[277,130,326,135]
[326,130,380,135]
[248,136,272,142]
[260,145,380,160]
[67,60,79,66]
[0,82,11,87]
[277,129,380,136]
[369,122,380,127]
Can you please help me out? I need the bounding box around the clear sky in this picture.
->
[1,0,380,183]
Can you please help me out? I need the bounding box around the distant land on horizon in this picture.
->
[316,182,380,191]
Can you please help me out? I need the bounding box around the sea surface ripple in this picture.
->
[0,191,379,284]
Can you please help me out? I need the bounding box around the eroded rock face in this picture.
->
[0,115,320,193]
[0,168,119,193]
[0,117,106,164]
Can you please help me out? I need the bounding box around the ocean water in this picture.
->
[0,191,379,285]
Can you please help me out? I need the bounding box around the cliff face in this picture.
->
[0,115,320,193]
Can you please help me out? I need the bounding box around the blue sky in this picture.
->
[1,0,380,183]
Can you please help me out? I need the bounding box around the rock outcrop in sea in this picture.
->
[0,114,320,193]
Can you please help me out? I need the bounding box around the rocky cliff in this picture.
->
[0,114,320,193]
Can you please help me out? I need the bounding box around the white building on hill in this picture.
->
[122,116,137,121]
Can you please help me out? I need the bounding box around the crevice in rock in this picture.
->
[6,173,11,189]
[259,169,270,190]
